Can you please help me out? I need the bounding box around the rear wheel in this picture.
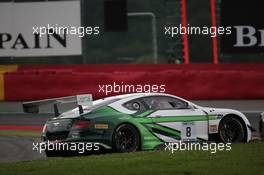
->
[113,124,140,152]
[219,117,245,143]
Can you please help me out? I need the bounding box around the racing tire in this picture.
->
[219,116,245,143]
[113,124,140,152]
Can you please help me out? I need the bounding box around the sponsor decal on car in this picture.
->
[209,124,218,133]
[94,124,109,129]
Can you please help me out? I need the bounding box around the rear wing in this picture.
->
[22,94,93,117]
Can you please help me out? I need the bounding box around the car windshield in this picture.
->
[59,98,119,118]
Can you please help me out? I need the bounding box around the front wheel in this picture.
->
[113,124,140,152]
[219,117,245,143]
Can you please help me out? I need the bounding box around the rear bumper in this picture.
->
[43,127,114,150]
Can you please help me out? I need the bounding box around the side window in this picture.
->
[123,100,145,111]
[167,97,189,109]
[142,96,188,110]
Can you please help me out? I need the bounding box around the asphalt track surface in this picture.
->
[0,136,46,162]
[0,100,263,162]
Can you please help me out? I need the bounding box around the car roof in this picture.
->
[100,92,191,103]
[104,93,193,115]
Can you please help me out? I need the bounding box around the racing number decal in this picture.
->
[181,122,196,141]
[186,127,191,137]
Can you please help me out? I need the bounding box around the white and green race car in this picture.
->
[24,93,252,154]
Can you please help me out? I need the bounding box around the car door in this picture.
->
[141,96,209,142]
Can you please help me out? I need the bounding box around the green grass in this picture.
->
[0,130,41,137]
[0,142,263,175]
